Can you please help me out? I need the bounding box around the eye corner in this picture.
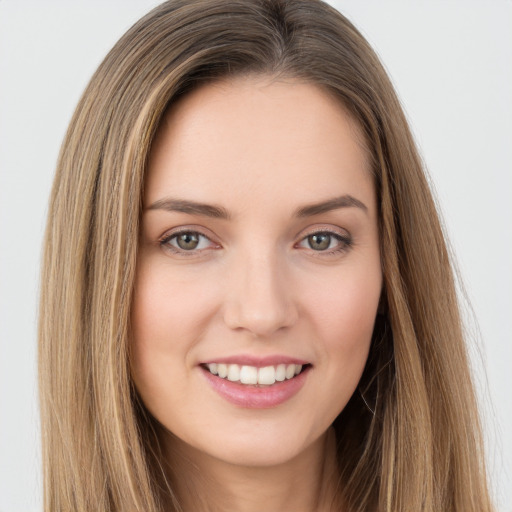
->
[295,228,353,256]
[159,228,221,257]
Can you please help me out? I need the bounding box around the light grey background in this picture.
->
[0,1,510,511]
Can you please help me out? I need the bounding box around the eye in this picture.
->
[161,230,216,253]
[297,231,352,254]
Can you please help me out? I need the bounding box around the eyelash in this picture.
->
[159,228,353,257]
[159,229,218,256]
[297,230,353,256]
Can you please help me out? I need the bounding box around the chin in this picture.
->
[166,412,332,471]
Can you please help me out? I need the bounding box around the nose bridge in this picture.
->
[223,244,297,336]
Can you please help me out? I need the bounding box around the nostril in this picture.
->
[222,299,299,337]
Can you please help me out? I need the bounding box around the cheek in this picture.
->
[129,261,216,405]
[302,260,382,392]
[307,258,381,337]
[132,259,217,350]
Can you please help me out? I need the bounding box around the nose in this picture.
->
[222,250,298,338]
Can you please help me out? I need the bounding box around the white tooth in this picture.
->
[240,365,258,385]
[217,363,228,378]
[294,364,302,375]
[207,363,218,375]
[285,364,295,379]
[275,364,286,382]
[227,364,240,382]
[258,366,276,385]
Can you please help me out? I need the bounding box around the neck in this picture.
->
[161,427,343,512]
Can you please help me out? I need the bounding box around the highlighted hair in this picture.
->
[39,1,493,510]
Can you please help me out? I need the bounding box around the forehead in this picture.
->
[146,76,375,214]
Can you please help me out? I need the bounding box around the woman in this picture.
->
[38,0,494,510]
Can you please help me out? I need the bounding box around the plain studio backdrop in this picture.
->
[0,1,510,511]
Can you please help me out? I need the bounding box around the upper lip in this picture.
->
[200,355,310,367]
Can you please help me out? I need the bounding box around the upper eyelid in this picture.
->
[159,226,348,238]
[159,226,216,243]
[158,225,351,247]
[295,224,351,240]
[159,230,219,258]
[159,230,219,257]
[296,230,351,248]
[163,231,212,244]
[159,235,350,260]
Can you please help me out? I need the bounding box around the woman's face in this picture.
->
[131,76,382,468]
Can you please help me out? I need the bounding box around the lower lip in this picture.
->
[201,366,310,409]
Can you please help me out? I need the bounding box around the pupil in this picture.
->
[309,233,330,251]
[177,233,199,250]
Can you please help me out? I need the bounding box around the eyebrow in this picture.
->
[295,195,368,217]
[146,198,231,219]
[145,194,367,219]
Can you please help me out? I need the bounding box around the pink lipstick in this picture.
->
[200,358,311,408]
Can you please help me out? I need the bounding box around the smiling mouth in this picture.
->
[201,363,310,386]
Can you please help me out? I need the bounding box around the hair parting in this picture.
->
[39,1,494,510]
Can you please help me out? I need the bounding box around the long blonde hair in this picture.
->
[39,1,494,510]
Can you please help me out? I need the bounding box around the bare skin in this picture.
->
[131,75,381,511]
[164,427,342,512]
